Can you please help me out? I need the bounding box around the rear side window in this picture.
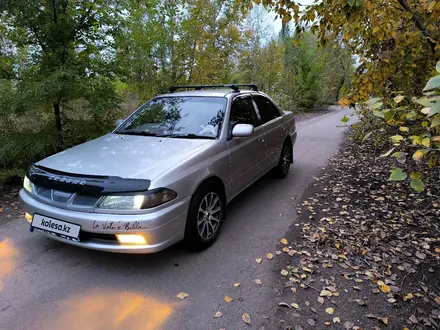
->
[229,96,258,128]
[253,95,281,124]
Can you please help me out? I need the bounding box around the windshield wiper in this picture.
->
[161,133,216,139]
[116,131,162,137]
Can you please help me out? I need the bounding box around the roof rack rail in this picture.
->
[169,84,258,93]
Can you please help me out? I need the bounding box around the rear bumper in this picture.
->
[19,189,190,254]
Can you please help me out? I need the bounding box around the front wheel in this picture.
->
[184,182,226,250]
[273,141,292,178]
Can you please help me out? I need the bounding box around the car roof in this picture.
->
[156,89,259,98]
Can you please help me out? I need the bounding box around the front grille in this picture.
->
[79,231,118,242]
[34,185,100,209]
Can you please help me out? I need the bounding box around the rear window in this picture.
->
[253,95,281,124]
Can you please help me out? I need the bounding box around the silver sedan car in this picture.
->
[19,84,297,253]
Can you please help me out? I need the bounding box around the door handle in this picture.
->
[258,138,265,143]
[281,126,286,131]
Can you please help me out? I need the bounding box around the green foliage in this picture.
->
[352,60,440,192]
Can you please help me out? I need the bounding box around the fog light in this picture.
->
[116,234,147,245]
[24,212,33,223]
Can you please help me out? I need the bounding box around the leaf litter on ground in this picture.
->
[274,131,440,329]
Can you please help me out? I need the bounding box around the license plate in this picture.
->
[31,214,81,239]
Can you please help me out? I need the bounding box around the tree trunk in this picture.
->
[53,102,62,134]
[336,77,345,103]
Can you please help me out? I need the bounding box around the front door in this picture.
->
[227,95,267,197]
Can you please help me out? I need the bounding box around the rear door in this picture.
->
[227,95,267,196]
[252,95,285,169]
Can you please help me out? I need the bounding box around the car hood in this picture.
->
[37,134,214,180]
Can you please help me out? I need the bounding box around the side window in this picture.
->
[229,97,258,133]
[253,95,281,124]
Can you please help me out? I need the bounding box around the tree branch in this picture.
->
[75,0,99,34]
[396,0,437,54]
[24,17,47,53]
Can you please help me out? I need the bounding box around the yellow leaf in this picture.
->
[378,317,389,325]
[300,274,307,279]
[256,257,262,264]
[413,150,424,161]
[422,137,430,147]
[282,247,290,253]
[302,267,312,273]
[335,243,340,249]
[233,283,240,287]
[338,253,347,260]
[291,302,299,309]
[377,280,391,293]
[435,296,440,304]
[317,296,324,304]
[394,95,405,103]
[241,313,250,324]
[224,296,233,303]
[176,292,189,299]
[214,311,223,318]
[320,290,333,297]
[333,317,341,323]
[404,293,414,301]
[399,126,409,132]
[266,253,274,260]
[435,248,440,253]
[325,307,334,315]
[432,136,440,142]
[324,321,331,326]
[280,238,288,245]
[280,269,289,276]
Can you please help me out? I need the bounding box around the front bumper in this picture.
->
[19,189,190,254]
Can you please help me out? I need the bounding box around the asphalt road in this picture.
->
[0,107,352,330]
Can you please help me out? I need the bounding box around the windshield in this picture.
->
[115,96,227,139]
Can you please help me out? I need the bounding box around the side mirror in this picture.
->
[232,124,254,137]
[115,119,124,128]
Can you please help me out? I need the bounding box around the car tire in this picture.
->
[274,140,292,178]
[184,182,226,251]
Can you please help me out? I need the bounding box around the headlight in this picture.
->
[23,175,33,193]
[97,188,177,210]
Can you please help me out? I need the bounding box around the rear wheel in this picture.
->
[273,141,292,178]
[184,182,225,250]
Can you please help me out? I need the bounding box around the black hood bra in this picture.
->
[27,165,151,196]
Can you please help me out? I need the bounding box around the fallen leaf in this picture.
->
[300,274,307,279]
[256,257,262,264]
[0,208,3,213]
[307,319,316,326]
[388,298,396,303]
[233,283,240,287]
[325,307,334,315]
[224,296,233,303]
[320,290,333,297]
[435,296,440,304]
[317,297,324,304]
[214,311,223,318]
[291,302,299,309]
[282,247,290,253]
[355,299,366,306]
[435,248,440,253]
[324,321,331,326]
[254,279,262,285]
[280,269,289,276]
[291,287,297,294]
[352,286,361,291]
[176,292,189,299]
[242,313,250,324]
[302,267,312,273]
[377,280,390,293]
[415,251,426,259]
[333,317,341,323]
[280,238,288,245]
[266,253,273,260]
[403,293,413,301]
[378,317,389,325]
[344,321,355,329]
[275,250,282,255]
[278,302,290,308]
